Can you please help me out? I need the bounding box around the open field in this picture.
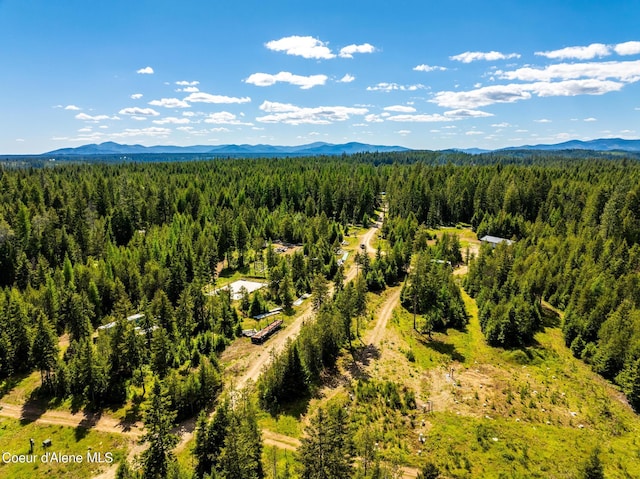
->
[258,269,640,477]
[0,416,128,479]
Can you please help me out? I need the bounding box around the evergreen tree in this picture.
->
[30,310,59,383]
[194,410,212,478]
[298,405,353,479]
[417,462,441,479]
[579,448,604,479]
[218,391,264,479]
[311,274,329,311]
[141,379,178,479]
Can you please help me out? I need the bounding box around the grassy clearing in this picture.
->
[380,288,640,478]
[0,417,128,479]
[258,409,303,438]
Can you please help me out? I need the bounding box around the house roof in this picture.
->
[480,235,513,246]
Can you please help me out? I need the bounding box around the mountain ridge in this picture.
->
[500,137,640,152]
[42,137,640,157]
[44,141,410,156]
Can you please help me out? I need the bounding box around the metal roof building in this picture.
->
[480,235,513,247]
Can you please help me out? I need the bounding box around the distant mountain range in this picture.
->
[42,137,640,158]
[501,138,640,152]
[455,138,640,155]
[45,141,410,156]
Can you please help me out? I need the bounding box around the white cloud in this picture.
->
[259,101,299,113]
[176,126,193,132]
[534,118,552,123]
[119,107,160,116]
[465,130,484,135]
[450,51,520,63]
[257,101,368,125]
[182,111,196,117]
[210,127,231,132]
[386,113,452,122]
[384,105,416,113]
[176,80,200,86]
[130,93,143,99]
[533,79,623,97]
[366,82,426,92]
[339,43,375,58]
[152,117,191,125]
[15,138,24,142]
[413,64,447,72]
[584,117,597,122]
[64,105,81,111]
[536,43,611,60]
[75,113,120,121]
[385,109,492,122]
[266,35,335,59]
[492,122,511,127]
[431,79,624,109]
[245,72,328,89]
[204,111,252,125]
[136,66,154,74]
[365,114,384,123]
[184,92,251,104]
[445,109,493,118]
[78,127,92,132]
[614,41,640,56]
[498,60,640,83]
[396,130,411,135]
[338,74,355,83]
[178,86,200,93]
[532,41,640,60]
[149,98,191,108]
[131,116,148,121]
[113,127,170,138]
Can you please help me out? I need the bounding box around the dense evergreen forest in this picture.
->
[1,151,640,476]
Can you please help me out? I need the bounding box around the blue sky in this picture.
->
[1,0,639,154]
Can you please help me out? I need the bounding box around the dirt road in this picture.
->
[361,225,379,256]
[0,402,143,438]
[366,287,402,347]
[172,221,383,454]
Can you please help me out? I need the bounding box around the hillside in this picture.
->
[44,141,410,156]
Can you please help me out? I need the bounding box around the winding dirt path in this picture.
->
[366,287,402,347]
[171,221,383,455]
[0,402,143,437]
[361,226,379,256]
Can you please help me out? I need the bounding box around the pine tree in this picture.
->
[579,447,604,479]
[206,399,230,473]
[218,391,264,479]
[311,274,329,311]
[141,379,178,479]
[417,462,441,479]
[30,310,59,383]
[194,410,212,478]
[298,405,353,479]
